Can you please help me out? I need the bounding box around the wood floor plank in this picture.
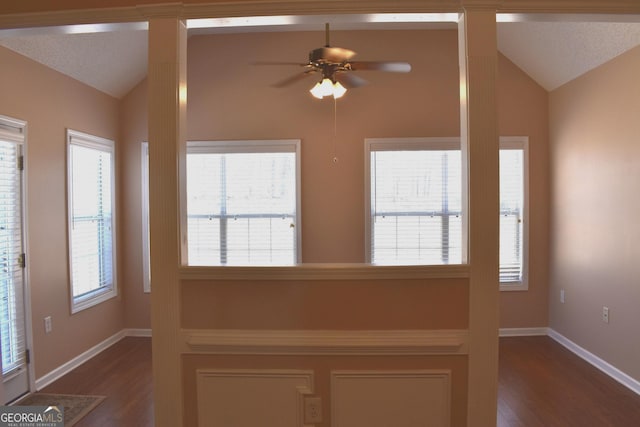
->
[498,336,640,427]
[36,335,640,426]
[40,337,153,427]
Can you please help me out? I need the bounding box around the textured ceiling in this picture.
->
[0,29,148,98]
[1,21,639,98]
[498,21,640,91]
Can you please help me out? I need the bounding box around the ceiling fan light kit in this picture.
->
[310,78,347,99]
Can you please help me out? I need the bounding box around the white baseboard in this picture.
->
[499,327,549,337]
[34,328,151,390]
[35,326,640,399]
[548,328,640,396]
[35,329,127,390]
[124,328,152,337]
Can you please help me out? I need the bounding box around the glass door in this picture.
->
[0,120,29,403]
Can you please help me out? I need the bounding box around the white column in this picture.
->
[147,17,187,427]
[458,7,500,426]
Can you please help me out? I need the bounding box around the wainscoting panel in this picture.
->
[331,370,451,427]
[184,329,469,355]
[196,369,313,427]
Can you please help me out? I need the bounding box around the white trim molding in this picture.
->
[125,328,152,337]
[180,264,470,281]
[499,327,549,337]
[2,1,639,30]
[331,370,451,427]
[35,330,126,390]
[34,328,151,390]
[66,129,118,314]
[196,369,314,427]
[548,329,640,396]
[184,329,468,356]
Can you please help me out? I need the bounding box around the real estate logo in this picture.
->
[0,406,64,427]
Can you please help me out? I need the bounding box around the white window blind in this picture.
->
[499,139,527,287]
[187,140,300,266]
[366,137,528,287]
[0,119,26,377]
[67,130,117,312]
[367,138,462,265]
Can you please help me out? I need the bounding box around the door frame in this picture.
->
[0,115,35,402]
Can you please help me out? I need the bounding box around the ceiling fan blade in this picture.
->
[272,70,317,88]
[252,61,309,66]
[348,61,412,73]
[335,72,368,88]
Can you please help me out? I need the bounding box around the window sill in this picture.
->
[180,263,470,281]
[500,281,528,292]
[71,287,118,314]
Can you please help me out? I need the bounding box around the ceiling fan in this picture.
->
[257,23,412,99]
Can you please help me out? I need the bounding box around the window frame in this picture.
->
[141,142,150,293]
[499,136,529,291]
[364,137,462,265]
[0,114,31,387]
[67,129,117,313]
[364,136,529,290]
[184,139,302,266]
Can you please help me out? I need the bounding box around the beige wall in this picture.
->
[119,80,151,329]
[549,45,640,382]
[497,53,550,328]
[182,278,469,330]
[0,46,125,378]
[121,29,549,330]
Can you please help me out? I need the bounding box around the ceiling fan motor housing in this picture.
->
[309,46,355,65]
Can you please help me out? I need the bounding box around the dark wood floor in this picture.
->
[40,337,153,427]
[36,335,640,426]
[498,336,640,426]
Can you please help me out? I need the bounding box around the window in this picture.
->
[365,138,462,266]
[366,137,528,288]
[499,137,528,290]
[67,130,117,312]
[187,140,300,266]
[141,142,150,292]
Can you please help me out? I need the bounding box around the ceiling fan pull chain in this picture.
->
[332,96,339,164]
[332,96,338,164]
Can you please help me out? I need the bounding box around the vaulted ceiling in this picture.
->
[1,17,639,99]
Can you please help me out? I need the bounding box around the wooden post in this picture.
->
[147,16,187,427]
[459,6,500,426]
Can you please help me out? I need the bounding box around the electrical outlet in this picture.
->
[44,316,52,334]
[602,306,609,324]
[304,396,322,424]
[560,289,565,304]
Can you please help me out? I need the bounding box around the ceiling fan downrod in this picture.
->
[325,23,330,47]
